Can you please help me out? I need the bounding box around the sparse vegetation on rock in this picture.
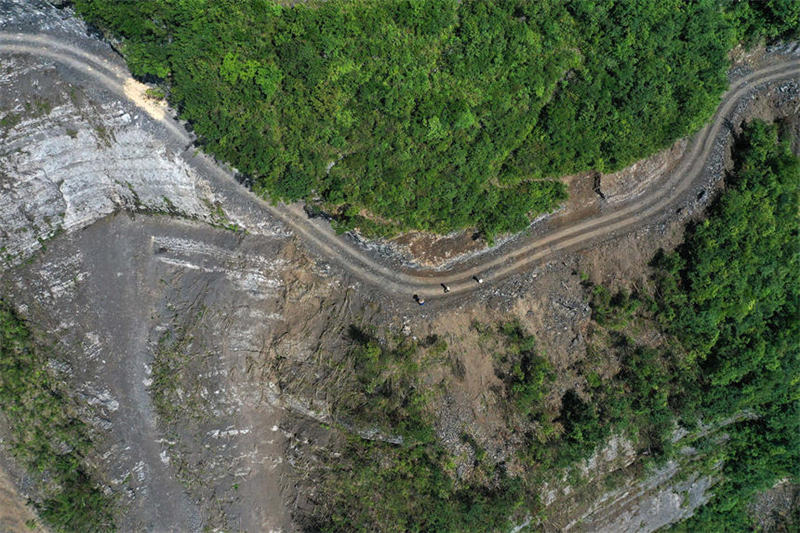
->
[0,302,114,532]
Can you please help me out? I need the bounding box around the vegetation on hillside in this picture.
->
[662,120,799,529]
[586,119,799,529]
[306,434,527,533]
[725,0,800,44]
[305,318,684,530]
[71,0,795,237]
[0,302,114,532]
[302,119,799,530]
[305,329,529,532]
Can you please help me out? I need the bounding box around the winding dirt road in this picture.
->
[2,32,799,301]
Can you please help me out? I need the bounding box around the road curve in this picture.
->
[2,32,799,301]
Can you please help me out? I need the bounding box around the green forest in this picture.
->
[574,119,799,530]
[72,0,799,237]
[659,120,799,530]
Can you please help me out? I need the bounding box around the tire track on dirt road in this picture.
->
[2,32,799,302]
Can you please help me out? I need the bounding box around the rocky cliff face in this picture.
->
[0,2,317,530]
[0,29,340,526]
[0,43,220,264]
[1,214,341,532]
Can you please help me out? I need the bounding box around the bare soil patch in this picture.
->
[0,464,43,533]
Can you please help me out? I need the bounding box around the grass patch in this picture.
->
[151,321,211,426]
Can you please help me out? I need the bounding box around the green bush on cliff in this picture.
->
[660,120,800,529]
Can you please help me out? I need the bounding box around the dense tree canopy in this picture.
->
[566,120,799,529]
[724,0,800,44]
[655,120,800,529]
[70,0,795,237]
[510,1,731,177]
[655,120,799,418]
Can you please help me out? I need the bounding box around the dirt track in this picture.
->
[1,32,799,302]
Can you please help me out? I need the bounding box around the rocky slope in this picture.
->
[0,35,220,264]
